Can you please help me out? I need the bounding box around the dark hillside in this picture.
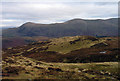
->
[2,18,118,37]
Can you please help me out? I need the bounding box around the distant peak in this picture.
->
[24,22,35,25]
[67,18,84,22]
[19,22,37,28]
[64,18,85,24]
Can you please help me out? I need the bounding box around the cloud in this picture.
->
[1,1,118,27]
[1,0,119,2]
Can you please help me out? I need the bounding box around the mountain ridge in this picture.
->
[2,18,118,37]
[20,18,118,25]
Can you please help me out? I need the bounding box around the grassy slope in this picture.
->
[47,36,106,54]
[2,36,119,80]
[2,36,119,63]
[2,56,119,80]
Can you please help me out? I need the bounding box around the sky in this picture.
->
[0,0,119,28]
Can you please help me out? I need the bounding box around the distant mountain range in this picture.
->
[2,18,118,37]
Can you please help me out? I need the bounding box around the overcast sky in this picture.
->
[1,0,119,28]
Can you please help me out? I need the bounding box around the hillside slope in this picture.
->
[2,18,118,37]
[2,36,49,48]
[2,36,119,63]
[2,56,119,80]
[2,36,119,80]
